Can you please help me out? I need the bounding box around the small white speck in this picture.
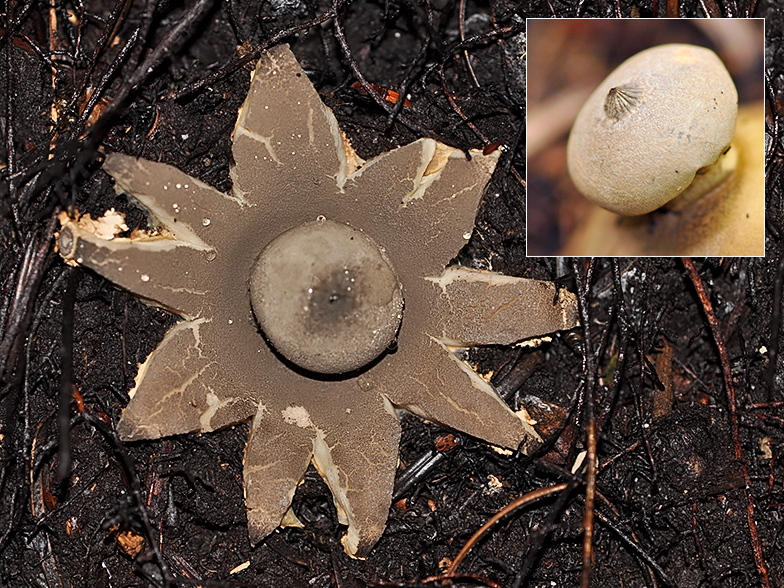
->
[394,31,401,38]
[181,134,189,140]
[117,267,123,272]
[140,274,150,282]
[229,561,250,575]
[463,232,471,239]
[202,218,211,226]
[175,183,182,189]
[346,408,351,414]
[173,204,179,211]
[228,319,233,324]
[264,105,269,109]
[163,185,168,190]
[184,184,189,189]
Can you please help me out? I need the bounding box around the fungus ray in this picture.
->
[58,220,211,319]
[231,44,355,206]
[118,316,261,440]
[423,267,580,346]
[346,139,500,277]
[375,332,540,451]
[244,400,316,545]
[304,391,401,557]
[103,153,248,245]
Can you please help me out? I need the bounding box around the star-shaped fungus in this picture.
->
[58,45,579,557]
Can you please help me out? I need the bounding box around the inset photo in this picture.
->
[526,19,764,256]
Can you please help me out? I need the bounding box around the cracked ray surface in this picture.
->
[58,44,579,558]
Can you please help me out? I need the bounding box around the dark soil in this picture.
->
[1,1,783,587]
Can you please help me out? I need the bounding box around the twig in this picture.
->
[79,413,174,587]
[768,255,784,399]
[438,65,491,147]
[172,10,336,101]
[57,269,77,482]
[593,508,674,587]
[597,259,629,433]
[331,0,436,140]
[458,0,480,87]
[0,216,58,385]
[62,0,133,130]
[446,483,569,575]
[572,258,597,588]
[766,69,779,179]
[85,0,216,151]
[682,257,772,588]
[512,478,580,588]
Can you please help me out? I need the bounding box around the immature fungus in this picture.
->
[58,45,579,557]
[564,43,763,256]
[568,44,738,217]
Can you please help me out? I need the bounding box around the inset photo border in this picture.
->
[526,19,765,257]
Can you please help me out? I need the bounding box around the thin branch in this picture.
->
[572,258,597,588]
[446,483,569,575]
[682,257,771,588]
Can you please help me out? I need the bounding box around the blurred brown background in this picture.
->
[526,18,765,256]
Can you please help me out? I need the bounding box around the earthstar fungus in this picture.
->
[58,45,579,557]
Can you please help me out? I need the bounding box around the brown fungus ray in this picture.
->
[57,44,579,558]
